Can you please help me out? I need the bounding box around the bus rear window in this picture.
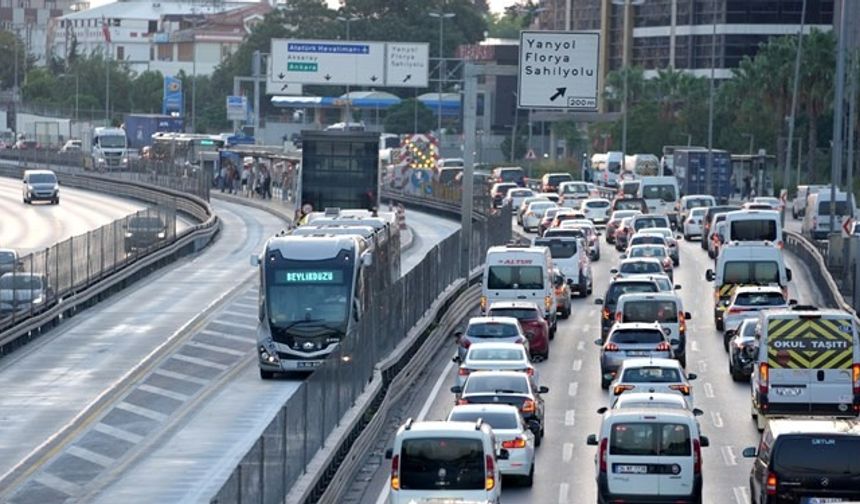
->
[730,220,777,241]
[400,438,485,490]
[487,266,544,290]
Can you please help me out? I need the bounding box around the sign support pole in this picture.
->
[461,62,477,278]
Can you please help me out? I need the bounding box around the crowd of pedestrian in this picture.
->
[216,156,297,203]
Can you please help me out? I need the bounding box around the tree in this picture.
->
[500,124,528,161]
[0,31,31,90]
[383,99,436,134]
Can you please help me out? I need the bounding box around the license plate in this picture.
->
[627,351,649,357]
[616,464,647,474]
[803,498,843,504]
[297,361,321,368]
[774,387,803,396]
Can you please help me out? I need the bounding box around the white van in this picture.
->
[385,419,505,504]
[802,188,856,240]
[594,151,623,187]
[724,209,783,248]
[615,292,691,367]
[482,244,557,332]
[791,184,826,219]
[637,176,680,225]
[533,236,592,297]
[750,307,860,431]
[586,408,708,503]
[677,194,716,223]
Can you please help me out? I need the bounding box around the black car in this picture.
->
[727,318,758,381]
[701,205,740,250]
[451,370,549,445]
[124,215,168,252]
[743,419,860,504]
[594,278,660,339]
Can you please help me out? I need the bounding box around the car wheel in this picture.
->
[534,432,542,447]
[731,368,745,382]
[716,318,724,331]
[562,304,571,319]
[756,411,766,432]
[601,374,611,390]
[723,332,734,352]
[259,369,275,380]
[53,198,59,205]
[522,464,534,487]
[700,239,707,250]
[549,326,555,341]
[684,233,691,241]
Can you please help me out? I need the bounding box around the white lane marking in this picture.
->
[222,309,257,320]
[170,353,229,370]
[559,482,570,504]
[67,445,115,467]
[209,319,255,330]
[577,341,585,351]
[375,358,456,504]
[733,485,750,504]
[691,341,700,353]
[721,445,738,466]
[711,411,724,428]
[697,360,708,373]
[571,359,583,372]
[582,324,591,333]
[115,402,169,422]
[152,368,210,386]
[185,340,247,357]
[33,472,80,495]
[231,301,257,310]
[568,382,579,397]
[588,309,597,317]
[565,409,576,426]
[562,442,574,462]
[138,383,191,402]
[704,382,715,399]
[198,329,254,344]
[93,423,144,444]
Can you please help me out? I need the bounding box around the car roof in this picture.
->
[617,292,678,303]
[610,322,663,331]
[683,194,715,200]
[620,257,663,264]
[620,357,683,369]
[466,342,528,352]
[450,404,522,416]
[24,169,56,175]
[733,285,784,294]
[768,419,860,437]
[398,420,493,435]
[488,301,540,310]
[584,198,610,203]
[609,277,660,286]
[638,228,672,235]
[602,408,697,422]
[467,316,521,326]
[467,370,530,379]
[615,392,688,406]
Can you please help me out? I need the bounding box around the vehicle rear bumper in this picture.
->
[597,474,702,503]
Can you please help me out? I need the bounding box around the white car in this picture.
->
[677,194,715,223]
[599,392,699,412]
[521,201,557,231]
[753,196,783,212]
[560,219,600,260]
[586,408,709,503]
[503,187,535,211]
[447,404,536,485]
[609,358,698,409]
[722,286,791,336]
[611,258,665,279]
[637,227,679,265]
[624,244,673,281]
[516,195,549,224]
[580,198,612,225]
[558,181,591,208]
[682,207,708,240]
[454,342,536,388]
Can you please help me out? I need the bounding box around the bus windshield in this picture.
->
[266,258,353,333]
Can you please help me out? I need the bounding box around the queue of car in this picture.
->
[384,171,860,504]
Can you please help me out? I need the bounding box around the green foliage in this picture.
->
[500,124,528,161]
[0,31,32,90]
[383,98,436,134]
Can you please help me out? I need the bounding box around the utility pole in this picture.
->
[510,92,518,162]
[846,0,857,198]
[830,0,848,233]
[706,6,718,196]
[253,50,261,143]
[785,0,806,196]
[429,10,455,138]
[336,15,359,122]
[191,0,198,133]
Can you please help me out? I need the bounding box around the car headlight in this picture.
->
[157,231,166,239]
[98,157,105,163]
[122,158,128,164]
[27,184,33,191]
[124,232,133,238]
[53,184,59,191]
[32,296,44,305]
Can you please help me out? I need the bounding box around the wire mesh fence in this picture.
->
[0,206,177,333]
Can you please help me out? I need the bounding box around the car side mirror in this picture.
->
[594,298,604,305]
[384,448,393,459]
[497,448,510,461]
[663,327,672,336]
[705,269,715,282]
[539,386,549,394]
[692,408,704,416]
[609,269,618,274]
[685,312,692,320]
[789,299,798,306]
[450,385,463,394]
[742,447,757,458]
[362,253,373,267]
[786,268,793,281]
[700,435,710,448]
[452,355,461,363]
[454,330,463,339]
[670,338,680,346]
[619,254,627,259]
[594,338,603,346]
[586,434,598,446]
[249,254,260,266]
[687,373,697,380]
[597,407,608,414]
[674,284,682,290]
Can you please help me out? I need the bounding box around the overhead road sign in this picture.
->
[266,59,303,96]
[226,95,248,121]
[517,30,599,110]
[385,42,430,88]
[271,39,386,86]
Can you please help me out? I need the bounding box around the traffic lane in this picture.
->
[401,208,460,274]
[0,199,282,482]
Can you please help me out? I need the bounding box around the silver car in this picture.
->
[595,322,676,389]
[455,316,527,362]
[522,201,558,232]
[0,273,49,315]
[22,169,59,205]
[454,342,537,388]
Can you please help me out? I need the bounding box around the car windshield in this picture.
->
[509,189,531,198]
[129,217,164,228]
[652,277,673,291]
[615,199,645,211]
[622,300,679,323]
[723,261,780,284]
[622,366,682,383]
[487,266,544,290]
[529,203,556,212]
[606,283,659,306]
[400,438,485,490]
[631,236,666,246]
[773,436,860,475]
[629,247,667,259]
[448,410,519,430]
[586,200,610,208]
[731,220,778,241]
[28,173,56,184]
[734,292,786,306]
[534,239,577,258]
[0,275,43,289]
[620,262,663,275]
[612,211,639,221]
[98,135,126,148]
[685,198,713,209]
[467,322,520,338]
[643,185,677,202]
[610,423,691,456]
[0,252,14,264]
[562,184,588,194]
[464,375,529,394]
[467,347,526,362]
[610,330,665,345]
[547,174,572,185]
[488,308,539,321]
[691,208,707,217]
[495,184,517,194]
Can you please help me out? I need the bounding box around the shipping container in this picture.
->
[124,114,184,150]
[674,148,732,201]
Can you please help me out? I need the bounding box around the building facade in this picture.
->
[0,0,80,65]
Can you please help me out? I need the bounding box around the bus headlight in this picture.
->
[259,345,279,364]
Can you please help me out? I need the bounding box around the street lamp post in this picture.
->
[429,10,455,138]
[706,4,718,197]
[336,14,360,122]
[611,0,644,163]
[785,0,806,194]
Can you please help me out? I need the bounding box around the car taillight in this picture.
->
[615,311,623,322]
[766,471,777,495]
[480,296,487,312]
[390,454,400,490]
[693,439,702,475]
[502,436,528,449]
[544,296,552,311]
[656,341,672,352]
[759,363,769,395]
[613,384,634,395]
[777,240,784,249]
[515,336,527,345]
[458,367,471,376]
[457,398,469,405]
[669,384,691,395]
[604,342,620,352]
[520,368,535,376]
[853,363,860,395]
[485,454,496,490]
[522,399,536,413]
[727,306,747,314]
[461,336,471,349]
[663,259,672,270]
[598,438,608,472]
[679,312,686,333]
[602,307,611,320]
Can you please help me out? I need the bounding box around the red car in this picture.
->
[487,301,551,361]
[614,217,636,251]
[538,208,563,237]
[605,210,642,245]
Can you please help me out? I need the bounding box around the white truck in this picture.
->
[89,127,129,171]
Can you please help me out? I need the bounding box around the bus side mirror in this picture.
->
[586,434,598,446]
[250,254,260,266]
